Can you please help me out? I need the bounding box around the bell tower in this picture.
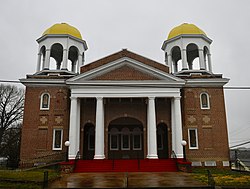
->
[161,23,230,167]
[36,23,88,74]
[162,23,213,74]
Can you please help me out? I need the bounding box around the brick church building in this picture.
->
[20,23,230,168]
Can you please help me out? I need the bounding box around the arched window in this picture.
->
[200,92,210,109]
[171,46,181,73]
[133,127,142,150]
[186,43,199,70]
[110,128,119,150]
[121,127,130,150]
[40,93,50,110]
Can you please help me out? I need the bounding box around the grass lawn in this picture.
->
[192,168,250,187]
[0,168,60,189]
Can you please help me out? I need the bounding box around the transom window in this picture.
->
[200,92,210,109]
[40,93,50,110]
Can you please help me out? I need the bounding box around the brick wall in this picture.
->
[20,86,70,166]
[181,87,230,163]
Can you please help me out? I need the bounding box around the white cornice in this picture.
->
[36,34,88,50]
[70,86,182,98]
[184,78,229,87]
[19,78,67,87]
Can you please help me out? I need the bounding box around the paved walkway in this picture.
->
[50,172,208,188]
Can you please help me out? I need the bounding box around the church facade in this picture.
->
[20,23,230,168]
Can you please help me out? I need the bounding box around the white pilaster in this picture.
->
[36,53,42,72]
[62,49,68,70]
[147,97,158,159]
[172,96,183,158]
[181,49,188,70]
[94,97,105,159]
[44,49,50,70]
[68,97,80,159]
[199,49,206,70]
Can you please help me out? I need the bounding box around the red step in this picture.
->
[74,159,178,173]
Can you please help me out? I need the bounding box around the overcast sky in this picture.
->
[0,0,250,148]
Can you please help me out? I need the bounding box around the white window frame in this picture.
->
[133,134,141,150]
[200,92,210,109]
[188,128,198,149]
[110,134,119,150]
[52,129,63,150]
[40,93,50,110]
[121,134,130,150]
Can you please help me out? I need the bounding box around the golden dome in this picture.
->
[167,23,206,40]
[42,23,82,39]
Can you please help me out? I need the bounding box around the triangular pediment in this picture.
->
[67,50,185,86]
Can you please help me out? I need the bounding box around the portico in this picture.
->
[67,83,185,160]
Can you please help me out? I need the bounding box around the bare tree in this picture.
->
[0,84,24,167]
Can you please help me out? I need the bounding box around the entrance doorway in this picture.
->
[82,123,95,159]
[157,123,169,159]
[108,117,144,159]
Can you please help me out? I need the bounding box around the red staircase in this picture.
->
[74,159,178,172]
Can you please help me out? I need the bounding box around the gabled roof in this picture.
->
[81,49,169,73]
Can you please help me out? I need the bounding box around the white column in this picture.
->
[62,49,68,70]
[71,61,76,73]
[171,99,176,157]
[36,52,42,72]
[172,97,183,158]
[167,54,172,73]
[68,97,80,159]
[207,53,212,72]
[199,49,206,70]
[181,49,188,70]
[173,61,178,73]
[44,49,50,70]
[78,54,83,73]
[147,97,158,159]
[94,97,105,159]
